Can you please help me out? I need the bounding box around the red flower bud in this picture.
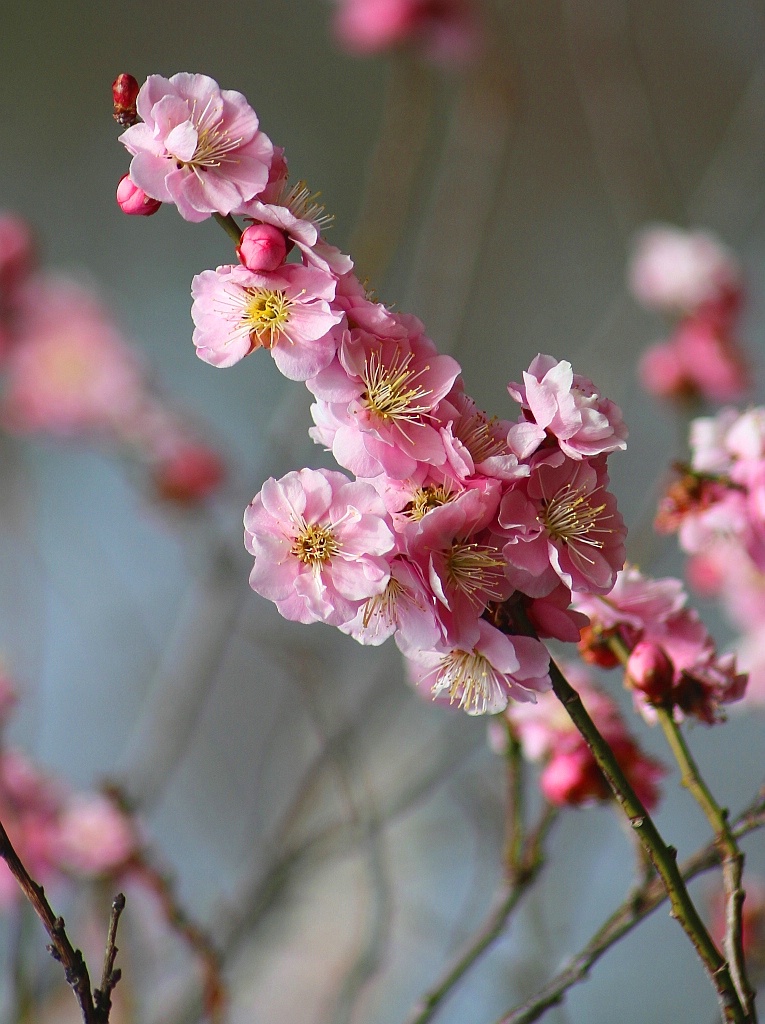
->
[112,73,140,126]
[116,175,161,217]
[626,641,675,705]
[237,223,288,273]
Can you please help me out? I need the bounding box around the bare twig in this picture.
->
[0,816,125,1024]
[94,894,126,1020]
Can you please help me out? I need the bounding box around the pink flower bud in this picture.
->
[153,443,225,505]
[237,223,288,272]
[626,641,675,705]
[116,175,161,217]
[112,73,139,126]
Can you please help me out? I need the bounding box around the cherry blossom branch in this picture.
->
[495,788,765,1024]
[404,802,558,1024]
[545,656,747,1023]
[655,707,757,1021]
[0,816,125,1024]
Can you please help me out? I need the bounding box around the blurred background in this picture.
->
[0,1,764,1021]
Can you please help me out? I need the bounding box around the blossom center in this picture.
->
[361,350,433,426]
[445,541,505,605]
[455,407,506,463]
[362,576,404,630]
[290,523,339,567]
[171,101,244,173]
[242,288,292,349]
[433,649,498,715]
[406,484,453,520]
[540,481,608,549]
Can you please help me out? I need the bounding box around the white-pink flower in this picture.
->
[244,468,395,626]
[120,73,274,222]
[629,225,741,314]
[191,263,343,378]
[507,354,627,461]
[405,619,550,716]
[56,794,138,876]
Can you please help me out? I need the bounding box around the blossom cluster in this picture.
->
[575,565,746,725]
[628,225,750,404]
[656,406,765,705]
[0,671,138,906]
[117,73,631,717]
[492,662,665,809]
[0,212,224,507]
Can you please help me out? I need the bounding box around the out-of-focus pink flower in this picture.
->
[191,262,343,377]
[0,213,35,304]
[333,0,482,65]
[120,73,274,223]
[406,619,550,716]
[116,174,162,216]
[507,354,628,461]
[56,794,138,876]
[629,225,741,314]
[244,468,395,626]
[237,222,288,272]
[1,277,145,437]
[639,313,750,404]
[152,439,225,505]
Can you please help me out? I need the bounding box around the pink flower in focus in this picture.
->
[120,73,273,222]
[244,468,395,626]
[629,225,741,314]
[405,619,550,716]
[499,456,626,597]
[56,794,138,876]
[1,277,145,437]
[191,262,343,378]
[507,354,627,461]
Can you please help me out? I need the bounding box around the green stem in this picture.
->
[656,707,757,1021]
[212,213,242,247]
[547,657,746,1022]
[504,724,525,877]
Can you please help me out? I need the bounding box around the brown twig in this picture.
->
[0,816,125,1023]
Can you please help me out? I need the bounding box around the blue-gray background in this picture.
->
[0,2,763,1022]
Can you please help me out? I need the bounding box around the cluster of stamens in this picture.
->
[290,522,339,567]
[171,98,244,175]
[281,181,334,232]
[242,288,292,348]
[540,482,609,550]
[405,484,454,520]
[433,649,497,715]
[361,576,404,630]
[361,350,433,427]
[454,407,506,463]
[446,541,505,604]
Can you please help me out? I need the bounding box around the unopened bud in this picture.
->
[112,74,140,126]
[237,223,288,273]
[116,175,161,217]
[626,641,675,705]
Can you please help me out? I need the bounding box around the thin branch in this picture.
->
[0,817,125,1024]
[94,894,126,1020]
[495,789,765,1024]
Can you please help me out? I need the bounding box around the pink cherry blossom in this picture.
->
[307,328,461,478]
[507,354,628,461]
[1,276,145,437]
[56,794,139,876]
[244,468,395,626]
[333,0,482,64]
[499,455,626,596]
[120,73,274,222]
[629,225,741,314]
[405,619,550,716]
[191,262,343,378]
